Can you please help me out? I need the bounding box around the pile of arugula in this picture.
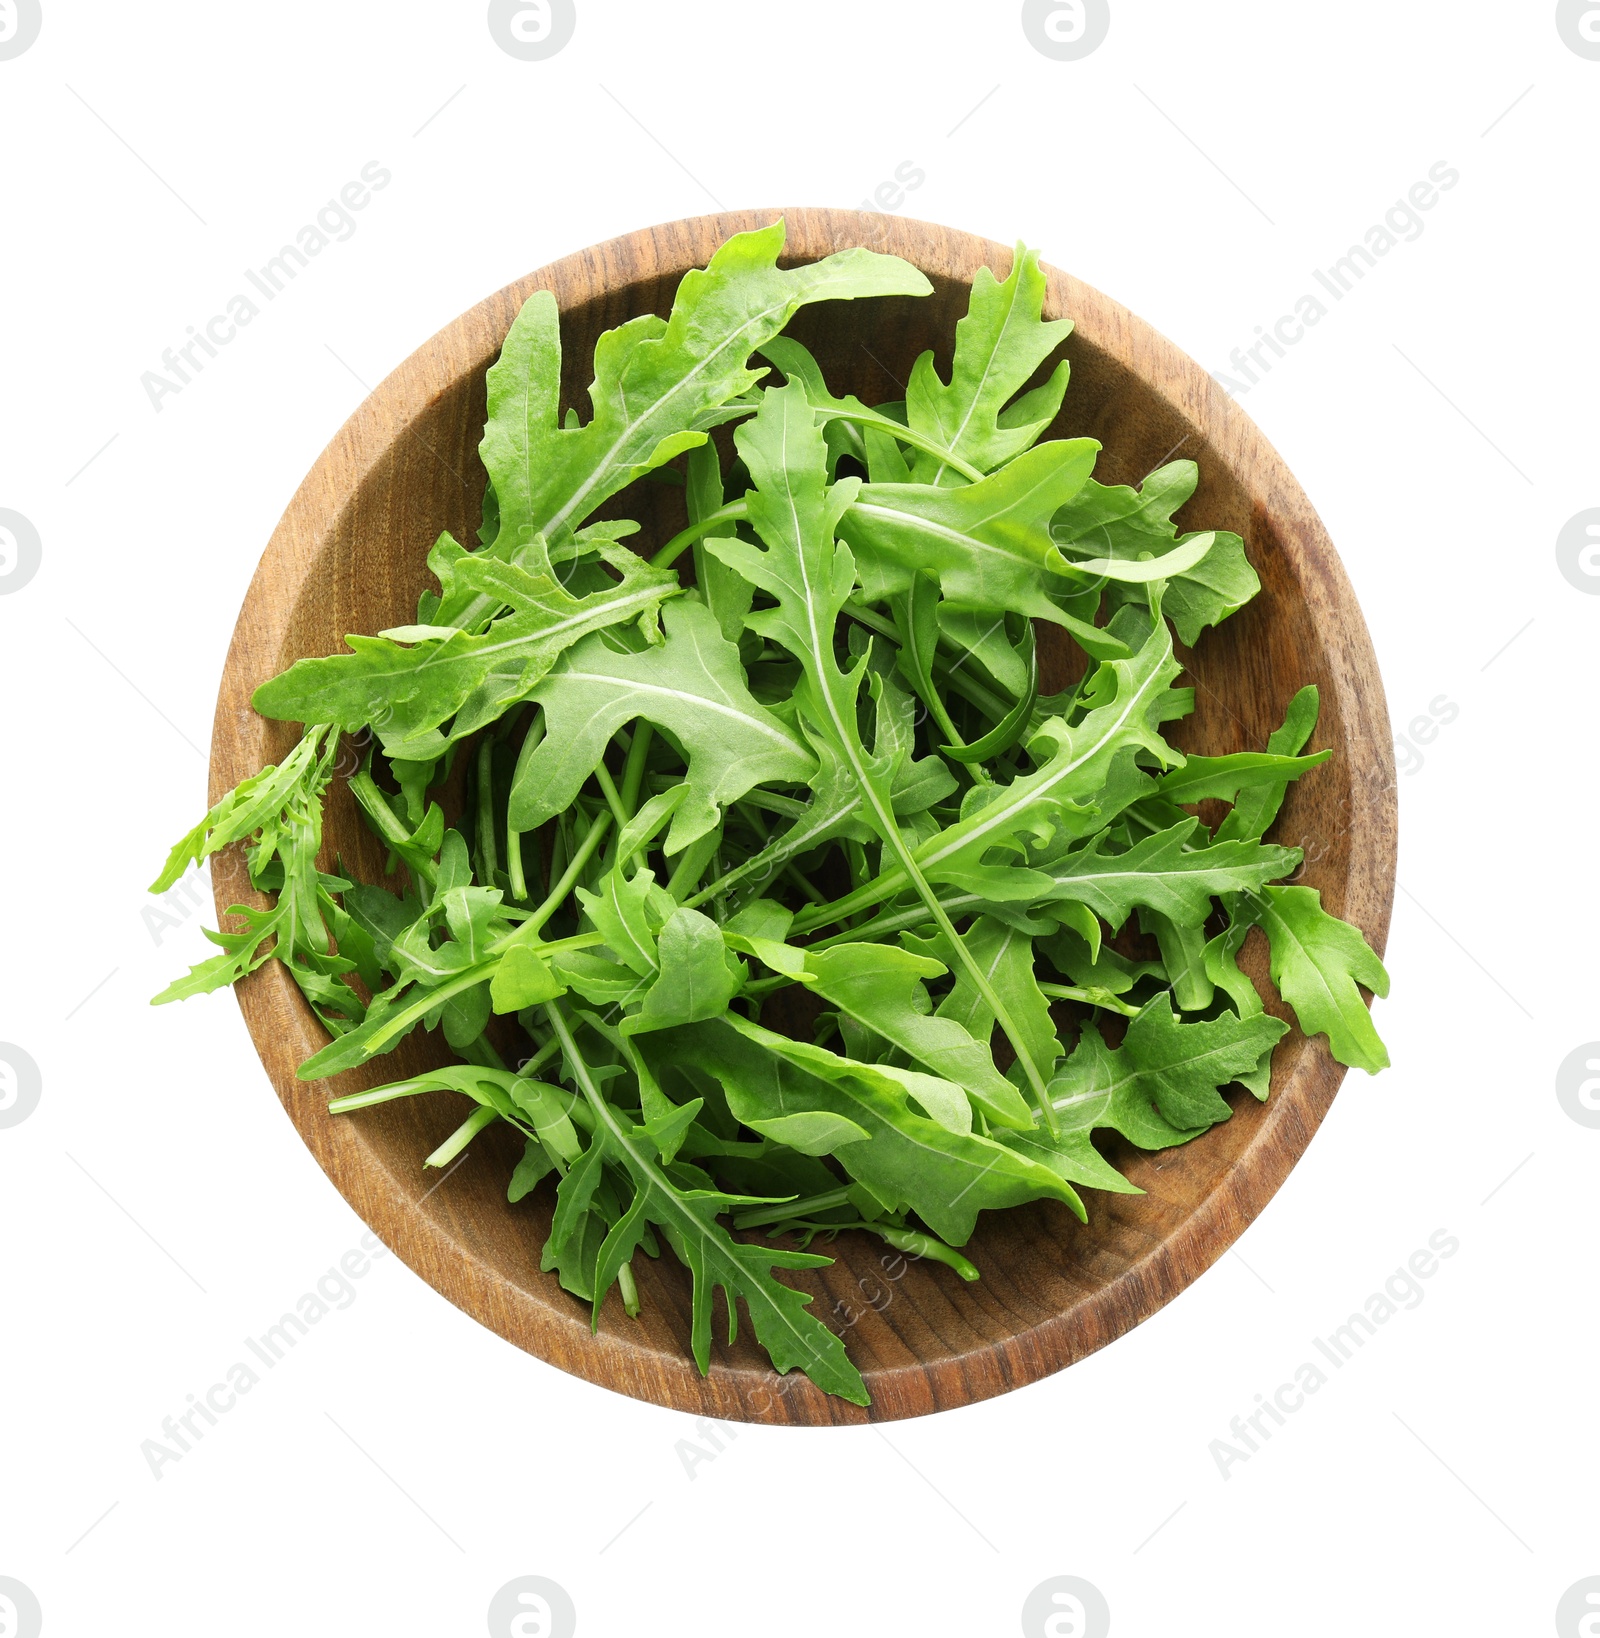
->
[153,223,1389,1406]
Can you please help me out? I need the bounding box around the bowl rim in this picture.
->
[209,207,1398,1425]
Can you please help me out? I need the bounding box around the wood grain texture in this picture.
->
[210,209,1398,1425]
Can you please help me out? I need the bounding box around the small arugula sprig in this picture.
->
[155,223,1389,1407]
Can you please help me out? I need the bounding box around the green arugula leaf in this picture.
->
[903,244,1074,481]
[621,908,744,1035]
[1255,886,1391,1072]
[838,443,1102,625]
[1216,686,1321,842]
[1034,819,1300,931]
[482,219,932,552]
[253,532,679,758]
[713,381,1066,1126]
[507,598,815,854]
[1114,993,1289,1129]
[546,1005,867,1404]
[647,1016,1085,1243]
[998,1024,1212,1193]
[1049,460,1261,644]
[801,943,1035,1130]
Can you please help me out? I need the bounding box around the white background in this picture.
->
[2,3,1596,1634]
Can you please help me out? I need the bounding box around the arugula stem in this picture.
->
[475,738,499,883]
[650,502,749,570]
[733,1187,851,1230]
[1038,983,1141,1018]
[507,713,547,902]
[592,762,631,833]
[619,723,655,816]
[425,1104,498,1168]
[522,812,614,937]
[806,642,1060,1132]
[835,419,986,484]
[349,766,437,889]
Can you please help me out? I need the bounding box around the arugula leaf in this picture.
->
[801,943,1035,1130]
[1255,886,1391,1072]
[903,243,1074,482]
[481,220,932,552]
[1033,820,1300,931]
[712,381,1066,1126]
[647,1016,1085,1243]
[545,1005,867,1404]
[507,598,815,854]
[1049,460,1260,645]
[839,443,1101,623]
[253,533,679,759]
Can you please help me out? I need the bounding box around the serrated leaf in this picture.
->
[904,243,1074,480]
[1117,993,1289,1128]
[801,943,1034,1130]
[482,219,932,552]
[1036,819,1300,931]
[507,598,815,854]
[1216,686,1322,843]
[547,1007,867,1403]
[253,533,679,757]
[1255,886,1390,1072]
[646,1016,1084,1243]
[1049,460,1261,644]
[997,1024,1212,1193]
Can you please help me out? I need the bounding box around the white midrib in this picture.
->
[774,412,1053,1120]
[918,653,1167,872]
[939,276,1025,458]
[540,292,800,541]
[555,669,808,757]
[1050,1040,1258,1119]
[849,461,1066,568]
[546,1006,831,1371]
[430,581,671,668]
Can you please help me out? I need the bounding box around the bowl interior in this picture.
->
[221,212,1392,1424]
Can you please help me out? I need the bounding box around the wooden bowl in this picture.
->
[212,209,1397,1425]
